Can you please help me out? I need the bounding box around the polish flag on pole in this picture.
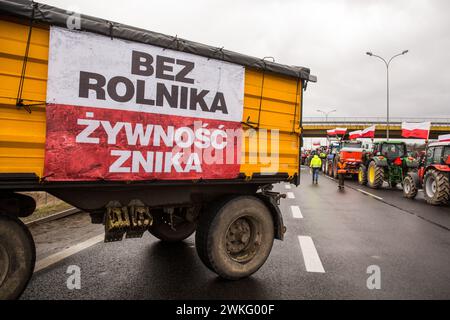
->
[327,129,336,136]
[334,128,347,135]
[438,134,450,142]
[349,130,362,140]
[401,122,431,139]
[361,125,376,138]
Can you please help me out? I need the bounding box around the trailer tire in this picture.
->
[195,196,274,280]
[0,214,35,300]
[149,215,196,242]
[423,169,450,205]
[367,161,384,189]
[403,174,418,199]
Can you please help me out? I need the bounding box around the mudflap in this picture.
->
[256,193,286,241]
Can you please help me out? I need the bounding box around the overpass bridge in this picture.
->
[302,117,450,139]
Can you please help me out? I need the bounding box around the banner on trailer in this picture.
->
[45,27,245,181]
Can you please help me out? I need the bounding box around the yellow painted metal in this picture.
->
[368,165,375,184]
[0,18,48,177]
[0,17,302,180]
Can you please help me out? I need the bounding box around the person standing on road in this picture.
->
[310,154,322,184]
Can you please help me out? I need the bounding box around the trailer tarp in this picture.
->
[0,0,316,82]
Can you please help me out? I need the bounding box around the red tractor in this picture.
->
[336,146,364,178]
[403,141,450,205]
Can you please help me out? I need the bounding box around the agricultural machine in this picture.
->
[326,140,363,178]
[403,141,450,205]
[358,141,418,189]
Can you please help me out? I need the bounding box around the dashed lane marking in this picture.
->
[287,192,295,199]
[356,189,383,201]
[290,205,303,219]
[298,236,325,273]
[34,234,104,273]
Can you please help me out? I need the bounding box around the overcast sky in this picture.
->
[40,0,450,119]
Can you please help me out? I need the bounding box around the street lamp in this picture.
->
[366,50,409,140]
[316,109,336,122]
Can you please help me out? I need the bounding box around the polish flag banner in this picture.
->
[327,129,336,136]
[44,27,245,181]
[361,125,376,138]
[438,134,450,142]
[335,127,347,135]
[312,140,321,146]
[349,130,362,140]
[401,122,431,139]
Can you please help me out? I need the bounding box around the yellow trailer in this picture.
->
[0,1,316,299]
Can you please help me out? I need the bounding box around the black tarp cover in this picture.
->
[0,0,316,82]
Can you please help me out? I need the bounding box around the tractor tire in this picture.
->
[149,214,196,242]
[0,214,36,300]
[423,169,450,205]
[358,165,367,185]
[327,161,333,177]
[332,161,338,179]
[403,174,418,199]
[195,196,274,280]
[367,161,384,189]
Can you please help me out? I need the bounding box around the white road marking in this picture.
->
[356,189,383,201]
[290,205,303,219]
[287,192,295,199]
[34,234,104,273]
[285,184,292,189]
[297,236,325,273]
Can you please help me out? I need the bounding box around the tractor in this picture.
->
[403,141,450,205]
[358,141,418,189]
[327,140,363,178]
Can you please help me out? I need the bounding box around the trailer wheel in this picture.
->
[148,214,196,242]
[403,174,418,199]
[0,215,35,300]
[367,161,384,189]
[195,196,274,280]
[423,169,450,205]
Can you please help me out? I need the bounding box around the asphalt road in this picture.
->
[22,168,450,299]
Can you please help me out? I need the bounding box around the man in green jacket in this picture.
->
[310,154,322,184]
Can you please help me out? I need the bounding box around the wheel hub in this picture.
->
[225,217,260,263]
[426,176,437,198]
[0,243,10,287]
[368,166,375,183]
[404,182,410,193]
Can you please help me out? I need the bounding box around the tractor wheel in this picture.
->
[332,161,338,179]
[0,214,36,300]
[423,169,450,205]
[403,174,418,199]
[367,161,384,189]
[327,161,333,177]
[358,165,367,185]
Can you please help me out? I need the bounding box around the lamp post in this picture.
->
[316,109,336,122]
[317,109,336,147]
[366,50,408,141]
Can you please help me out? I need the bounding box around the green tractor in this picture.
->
[358,141,418,189]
